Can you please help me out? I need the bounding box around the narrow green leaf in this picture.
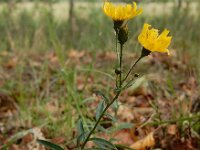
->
[111,100,119,112]
[105,114,117,122]
[85,121,95,130]
[84,148,108,150]
[95,91,109,104]
[115,144,134,150]
[37,139,64,150]
[96,124,107,133]
[90,137,117,150]
[77,131,89,145]
[77,119,84,135]
[96,100,105,120]
[115,123,133,131]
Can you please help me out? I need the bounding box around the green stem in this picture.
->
[122,56,142,83]
[115,30,119,88]
[81,26,124,150]
[119,44,123,87]
[116,30,119,63]
[81,91,121,149]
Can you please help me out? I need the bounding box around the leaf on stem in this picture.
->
[83,148,107,150]
[95,91,110,104]
[105,114,117,122]
[96,124,107,132]
[111,100,119,112]
[77,132,89,145]
[96,100,105,121]
[77,119,85,135]
[89,137,117,150]
[115,144,134,150]
[77,119,89,146]
[37,139,64,150]
[113,123,134,131]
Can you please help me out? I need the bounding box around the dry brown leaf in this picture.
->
[0,92,18,119]
[47,52,59,63]
[97,51,116,61]
[68,50,85,59]
[130,132,155,150]
[45,101,59,115]
[130,126,140,142]
[167,124,177,135]
[51,137,65,145]
[3,57,18,69]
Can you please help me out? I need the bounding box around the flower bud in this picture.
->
[118,25,129,45]
[115,68,121,75]
[134,73,139,77]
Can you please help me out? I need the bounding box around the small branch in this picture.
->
[122,56,142,83]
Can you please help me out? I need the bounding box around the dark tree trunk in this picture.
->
[69,0,75,47]
[177,0,182,9]
[7,0,17,51]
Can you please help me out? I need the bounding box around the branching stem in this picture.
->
[81,91,121,149]
[81,31,124,150]
[122,56,142,83]
[80,25,142,150]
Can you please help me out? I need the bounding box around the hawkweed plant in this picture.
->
[38,1,172,150]
[79,1,171,149]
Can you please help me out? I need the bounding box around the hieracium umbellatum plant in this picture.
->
[76,1,172,149]
[38,1,172,150]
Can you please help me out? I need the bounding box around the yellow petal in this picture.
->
[102,1,142,21]
[138,23,172,54]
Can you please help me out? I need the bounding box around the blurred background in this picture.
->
[0,0,199,54]
[0,0,200,149]
[0,0,200,74]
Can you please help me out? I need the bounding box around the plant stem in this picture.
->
[81,91,121,149]
[119,44,123,87]
[122,56,142,83]
[116,30,119,64]
[81,27,123,150]
[115,30,119,88]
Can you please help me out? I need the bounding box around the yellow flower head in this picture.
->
[138,23,172,55]
[103,1,143,21]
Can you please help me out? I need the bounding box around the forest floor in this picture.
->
[0,48,199,149]
[0,1,199,150]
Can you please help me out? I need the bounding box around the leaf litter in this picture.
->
[0,49,199,149]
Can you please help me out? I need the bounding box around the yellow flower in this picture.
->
[103,1,143,21]
[138,23,172,55]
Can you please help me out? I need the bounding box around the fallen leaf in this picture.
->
[167,124,177,135]
[130,132,155,150]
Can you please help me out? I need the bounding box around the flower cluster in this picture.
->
[103,0,172,55]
